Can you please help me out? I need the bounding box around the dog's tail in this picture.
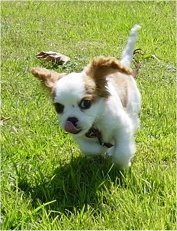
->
[120,24,141,68]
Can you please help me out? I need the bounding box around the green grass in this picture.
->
[1,1,176,230]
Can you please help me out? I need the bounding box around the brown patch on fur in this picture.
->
[112,73,129,108]
[111,72,137,109]
[82,94,97,103]
[31,67,65,91]
[84,76,98,101]
[84,56,132,98]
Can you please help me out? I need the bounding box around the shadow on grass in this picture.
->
[18,155,128,214]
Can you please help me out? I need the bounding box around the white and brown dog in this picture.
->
[31,25,141,169]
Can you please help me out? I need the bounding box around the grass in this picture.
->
[1,1,176,230]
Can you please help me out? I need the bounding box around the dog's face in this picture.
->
[52,72,105,136]
[31,56,132,136]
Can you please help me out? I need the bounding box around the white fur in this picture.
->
[52,25,141,169]
[121,24,141,67]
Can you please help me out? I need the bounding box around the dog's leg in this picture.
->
[111,124,136,169]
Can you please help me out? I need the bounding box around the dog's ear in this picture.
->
[31,67,65,90]
[84,56,132,98]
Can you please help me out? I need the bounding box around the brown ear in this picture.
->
[31,67,65,90]
[85,56,132,77]
[84,56,132,98]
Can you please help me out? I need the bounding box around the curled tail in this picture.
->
[120,24,141,68]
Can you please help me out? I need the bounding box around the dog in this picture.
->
[31,24,141,169]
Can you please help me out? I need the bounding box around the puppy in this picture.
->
[31,25,141,169]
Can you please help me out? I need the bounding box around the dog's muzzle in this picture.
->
[64,117,81,134]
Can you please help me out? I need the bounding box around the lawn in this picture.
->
[1,1,176,230]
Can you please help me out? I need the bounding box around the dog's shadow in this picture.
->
[19,156,127,214]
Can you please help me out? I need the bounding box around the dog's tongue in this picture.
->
[64,121,80,134]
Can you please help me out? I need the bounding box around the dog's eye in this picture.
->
[54,103,64,114]
[79,99,92,110]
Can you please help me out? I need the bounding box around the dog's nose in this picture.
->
[67,117,78,127]
[65,117,80,134]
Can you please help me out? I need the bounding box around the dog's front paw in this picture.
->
[113,157,132,169]
[111,144,135,169]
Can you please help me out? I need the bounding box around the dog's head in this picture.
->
[31,56,132,137]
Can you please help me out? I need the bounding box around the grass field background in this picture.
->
[1,1,176,230]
